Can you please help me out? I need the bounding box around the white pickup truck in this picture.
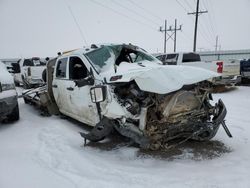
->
[23,44,232,150]
[155,52,241,86]
[11,57,46,88]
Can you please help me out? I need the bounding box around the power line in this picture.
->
[111,0,160,26]
[183,0,194,11]
[201,0,216,38]
[204,0,217,35]
[175,0,190,13]
[90,0,157,31]
[206,0,218,33]
[67,5,88,46]
[127,0,163,23]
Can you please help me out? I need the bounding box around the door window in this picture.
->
[69,56,88,80]
[165,54,178,65]
[56,58,68,78]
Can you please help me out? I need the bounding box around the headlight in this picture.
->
[1,83,15,91]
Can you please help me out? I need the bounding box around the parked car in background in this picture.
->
[11,57,46,88]
[154,52,241,86]
[240,59,250,81]
[0,61,19,122]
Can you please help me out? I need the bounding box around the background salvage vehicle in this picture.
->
[11,57,46,88]
[154,52,241,87]
[0,61,19,122]
[23,44,232,150]
[240,59,250,83]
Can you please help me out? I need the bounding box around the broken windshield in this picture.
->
[85,45,158,73]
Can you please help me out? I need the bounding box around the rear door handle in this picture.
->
[52,84,58,88]
[67,87,74,91]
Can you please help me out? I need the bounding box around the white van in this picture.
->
[0,61,19,122]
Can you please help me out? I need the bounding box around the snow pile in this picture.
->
[0,87,249,188]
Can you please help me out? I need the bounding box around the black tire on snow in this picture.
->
[7,104,20,122]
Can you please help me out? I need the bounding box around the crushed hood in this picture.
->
[101,61,219,94]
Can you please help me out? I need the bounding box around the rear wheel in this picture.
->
[7,104,20,122]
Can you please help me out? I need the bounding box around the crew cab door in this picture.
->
[52,57,71,114]
[66,56,99,126]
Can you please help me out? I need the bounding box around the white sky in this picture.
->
[0,0,250,58]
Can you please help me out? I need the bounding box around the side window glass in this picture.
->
[182,53,201,63]
[23,59,34,66]
[166,54,178,65]
[56,58,67,78]
[69,56,88,80]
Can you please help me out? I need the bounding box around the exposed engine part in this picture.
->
[113,81,153,116]
[139,107,147,131]
[124,99,140,115]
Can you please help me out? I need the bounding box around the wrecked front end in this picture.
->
[81,81,230,150]
[80,44,231,150]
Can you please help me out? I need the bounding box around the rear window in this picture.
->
[23,58,45,66]
[182,53,201,63]
[23,59,34,66]
[56,58,68,78]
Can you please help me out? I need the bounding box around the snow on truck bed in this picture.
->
[0,87,250,188]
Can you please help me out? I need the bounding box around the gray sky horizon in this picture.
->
[0,0,250,58]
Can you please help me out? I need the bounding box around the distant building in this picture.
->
[199,49,250,61]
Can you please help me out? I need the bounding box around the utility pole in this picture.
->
[215,35,219,52]
[166,19,182,52]
[159,19,182,52]
[173,19,182,52]
[188,0,208,52]
[159,20,167,53]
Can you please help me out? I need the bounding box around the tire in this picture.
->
[7,104,20,122]
[14,81,20,87]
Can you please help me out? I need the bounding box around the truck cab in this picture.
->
[52,52,99,125]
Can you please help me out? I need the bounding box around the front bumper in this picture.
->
[213,99,227,125]
[214,75,241,86]
[204,99,231,139]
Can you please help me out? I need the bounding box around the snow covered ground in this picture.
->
[0,86,250,188]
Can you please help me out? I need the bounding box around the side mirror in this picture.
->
[11,63,21,73]
[75,75,94,87]
[90,85,107,103]
[75,67,95,87]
